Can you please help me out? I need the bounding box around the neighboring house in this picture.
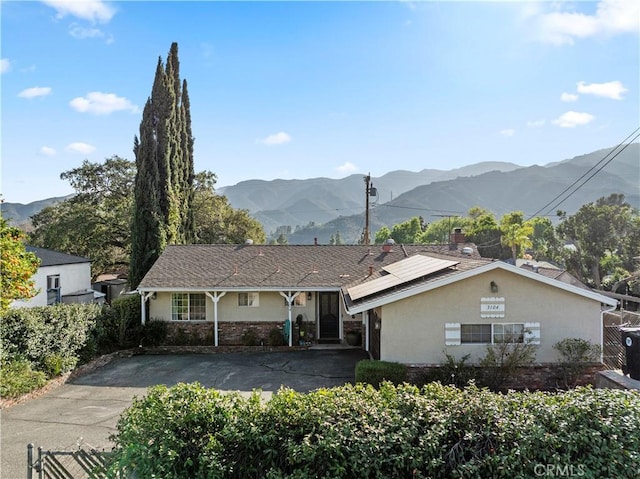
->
[12,246,101,308]
[137,241,617,365]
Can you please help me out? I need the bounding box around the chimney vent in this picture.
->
[382,238,395,253]
[245,238,254,245]
[368,266,374,276]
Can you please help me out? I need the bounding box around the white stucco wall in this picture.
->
[12,262,92,308]
[149,291,318,323]
[380,269,604,364]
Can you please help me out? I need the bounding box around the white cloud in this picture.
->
[527,119,546,127]
[41,0,116,23]
[69,23,103,38]
[577,80,627,100]
[258,131,292,146]
[500,129,515,137]
[532,0,639,45]
[560,92,579,102]
[40,146,56,156]
[66,142,96,154]
[552,111,595,128]
[0,58,10,74]
[336,162,358,174]
[70,91,139,114]
[18,86,52,99]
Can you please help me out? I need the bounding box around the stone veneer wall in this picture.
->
[406,363,605,391]
[165,320,319,346]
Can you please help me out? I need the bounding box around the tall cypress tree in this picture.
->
[129,43,194,288]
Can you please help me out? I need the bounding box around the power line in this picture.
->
[527,128,640,220]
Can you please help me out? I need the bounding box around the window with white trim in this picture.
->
[46,274,61,305]
[238,292,259,307]
[172,293,206,321]
[446,322,540,345]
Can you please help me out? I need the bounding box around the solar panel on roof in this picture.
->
[347,255,459,301]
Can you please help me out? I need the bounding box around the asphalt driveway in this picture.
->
[1,348,368,479]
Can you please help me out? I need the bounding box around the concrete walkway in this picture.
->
[1,349,368,479]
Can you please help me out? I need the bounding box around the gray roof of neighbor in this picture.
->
[26,246,90,267]
[137,243,491,291]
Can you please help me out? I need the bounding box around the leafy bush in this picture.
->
[1,303,101,376]
[107,382,640,479]
[553,338,601,388]
[0,358,47,399]
[355,359,407,387]
[241,329,259,346]
[479,339,537,390]
[140,319,167,347]
[95,295,143,350]
[268,327,285,346]
[429,352,475,388]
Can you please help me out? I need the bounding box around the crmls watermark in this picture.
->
[534,463,587,477]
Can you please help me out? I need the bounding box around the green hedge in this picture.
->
[355,359,407,387]
[106,382,640,479]
[1,303,102,373]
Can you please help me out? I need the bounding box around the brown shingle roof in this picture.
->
[138,243,490,291]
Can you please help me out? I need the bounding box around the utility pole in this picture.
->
[363,173,377,246]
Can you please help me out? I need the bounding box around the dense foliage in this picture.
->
[0,300,162,399]
[130,42,196,288]
[0,218,40,313]
[355,359,407,386]
[30,156,134,279]
[1,303,102,380]
[374,194,640,289]
[107,382,640,479]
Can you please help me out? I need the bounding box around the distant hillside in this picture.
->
[287,144,639,244]
[219,161,521,233]
[2,195,72,228]
[5,144,638,245]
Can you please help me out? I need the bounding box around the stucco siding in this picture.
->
[149,291,318,323]
[12,263,92,308]
[380,269,603,364]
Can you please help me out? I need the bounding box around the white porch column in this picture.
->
[140,292,154,325]
[363,310,370,352]
[205,291,226,347]
[279,291,301,347]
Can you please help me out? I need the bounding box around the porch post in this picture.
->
[205,291,226,347]
[364,310,370,352]
[140,292,154,325]
[140,292,146,325]
[279,291,301,347]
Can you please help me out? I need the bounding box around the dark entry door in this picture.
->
[319,292,340,340]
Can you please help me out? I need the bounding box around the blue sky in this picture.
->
[2,0,639,204]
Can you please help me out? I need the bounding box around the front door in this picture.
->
[318,292,340,340]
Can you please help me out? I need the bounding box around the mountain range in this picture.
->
[3,144,638,244]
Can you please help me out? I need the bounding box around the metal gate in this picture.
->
[27,444,113,479]
[603,310,640,370]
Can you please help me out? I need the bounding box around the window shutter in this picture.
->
[524,322,541,345]
[445,323,461,346]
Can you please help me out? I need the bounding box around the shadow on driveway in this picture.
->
[1,349,368,479]
[70,349,369,393]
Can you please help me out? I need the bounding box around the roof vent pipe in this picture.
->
[382,238,395,253]
[368,266,374,276]
[245,239,254,245]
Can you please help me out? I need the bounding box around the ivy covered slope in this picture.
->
[107,382,640,479]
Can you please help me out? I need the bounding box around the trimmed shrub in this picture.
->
[107,382,640,479]
[355,359,407,387]
[1,303,101,376]
[268,327,285,346]
[0,358,47,399]
[241,329,259,346]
